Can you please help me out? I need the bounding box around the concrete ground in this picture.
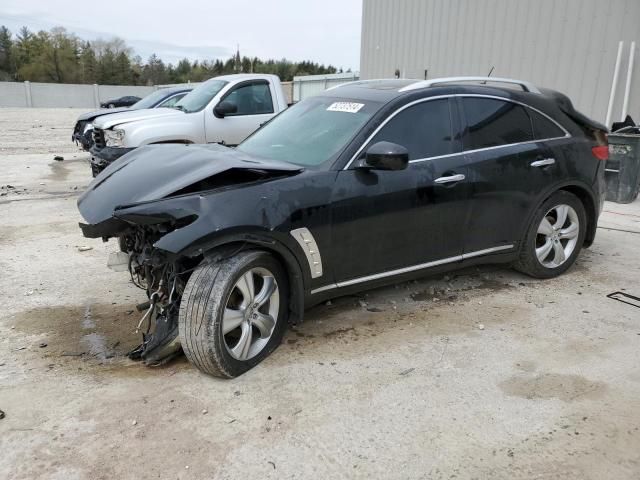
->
[1,108,639,480]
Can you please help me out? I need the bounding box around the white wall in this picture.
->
[0,81,156,108]
[0,81,27,107]
[360,0,640,123]
[292,73,360,102]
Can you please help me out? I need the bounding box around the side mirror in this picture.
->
[360,141,409,171]
[214,101,238,118]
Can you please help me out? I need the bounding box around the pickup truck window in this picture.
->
[224,82,274,116]
[174,80,228,113]
[237,96,380,167]
[133,89,178,109]
[159,93,187,108]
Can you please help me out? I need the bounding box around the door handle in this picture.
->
[434,173,465,184]
[530,158,556,167]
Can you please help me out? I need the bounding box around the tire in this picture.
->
[179,250,289,378]
[108,103,115,108]
[514,191,587,279]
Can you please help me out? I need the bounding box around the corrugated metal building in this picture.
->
[360,0,640,124]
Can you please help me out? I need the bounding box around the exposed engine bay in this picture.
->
[117,225,198,364]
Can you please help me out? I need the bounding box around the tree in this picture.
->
[79,41,97,83]
[0,24,345,85]
[0,26,13,79]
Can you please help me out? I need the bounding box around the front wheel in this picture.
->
[514,191,587,279]
[179,251,289,378]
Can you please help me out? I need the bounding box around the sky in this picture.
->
[0,0,363,70]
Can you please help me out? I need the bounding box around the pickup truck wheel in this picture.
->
[514,191,586,279]
[178,251,289,378]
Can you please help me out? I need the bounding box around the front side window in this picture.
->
[462,97,533,150]
[223,82,274,116]
[368,99,453,160]
[237,96,380,166]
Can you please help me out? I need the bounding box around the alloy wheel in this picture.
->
[535,204,580,268]
[222,267,280,360]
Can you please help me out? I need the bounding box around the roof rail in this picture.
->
[399,76,541,94]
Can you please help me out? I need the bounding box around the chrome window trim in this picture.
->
[310,244,514,294]
[343,94,571,170]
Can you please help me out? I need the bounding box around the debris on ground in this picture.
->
[399,367,415,376]
[54,155,64,161]
[77,246,93,252]
[477,323,485,330]
[39,343,48,348]
[0,409,5,420]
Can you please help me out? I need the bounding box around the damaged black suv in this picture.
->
[78,77,608,378]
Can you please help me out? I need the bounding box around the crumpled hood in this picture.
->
[94,107,182,129]
[78,143,303,225]
[76,107,129,122]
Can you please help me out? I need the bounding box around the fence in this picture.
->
[0,81,156,108]
[292,72,360,102]
[0,75,352,109]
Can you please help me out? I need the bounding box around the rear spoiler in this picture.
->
[541,88,608,133]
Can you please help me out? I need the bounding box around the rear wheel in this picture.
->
[108,103,115,108]
[514,191,586,278]
[178,251,288,378]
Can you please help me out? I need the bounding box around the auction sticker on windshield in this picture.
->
[327,102,365,113]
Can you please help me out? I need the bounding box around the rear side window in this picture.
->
[529,109,565,139]
[462,97,533,150]
[369,99,453,160]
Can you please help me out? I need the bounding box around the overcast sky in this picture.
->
[0,0,363,70]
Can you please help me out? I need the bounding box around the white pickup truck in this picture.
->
[90,74,289,176]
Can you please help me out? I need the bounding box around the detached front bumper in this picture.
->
[72,121,94,151]
[90,146,135,177]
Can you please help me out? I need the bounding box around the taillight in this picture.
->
[591,145,609,161]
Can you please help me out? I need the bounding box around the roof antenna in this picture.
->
[481,66,495,84]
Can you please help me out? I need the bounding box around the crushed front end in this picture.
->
[108,221,200,364]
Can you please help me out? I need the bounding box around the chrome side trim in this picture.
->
[343,94,571,170]
[290,228,323,279]
[310,244,514,294]
[461,244,514,259]
[399,76,542,94]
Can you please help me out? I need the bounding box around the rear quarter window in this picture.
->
[529,109,566,139]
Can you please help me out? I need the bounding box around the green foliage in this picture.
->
[0,25,338,85]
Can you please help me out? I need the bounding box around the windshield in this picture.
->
[174,80,228,113]
[237,96,380,166]
[131,89,179,110]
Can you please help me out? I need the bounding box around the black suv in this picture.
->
[78,77,608,378]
